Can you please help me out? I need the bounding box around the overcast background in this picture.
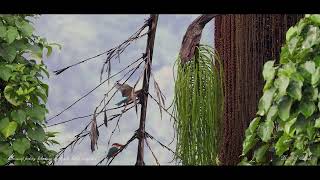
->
[33,14,214,165]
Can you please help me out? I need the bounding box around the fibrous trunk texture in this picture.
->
[214,14,304,165]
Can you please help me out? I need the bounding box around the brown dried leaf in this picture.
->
[154,80,163,119]
[90,109,99,152]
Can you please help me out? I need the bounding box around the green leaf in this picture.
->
[49,43,62,50]
[10,110,26,125]
[266,105,278,121]
[27,105,46,121]
[315,118,320,128]
[284,153,298,165]
[0,66,13,81]
[303,61,316,74]
[4,85,23,106]
[0,117,10,131]
[27,126,46,142]
[0,142,13,157]
[242,134,258,156]
[310,144,320,157]
[310,14,320,25]
[275,134,290,156]
[1,121,17,138]
[253,144,269,163]
[286,26,297,41]
[287,80,303,101]
[5,26,18,44]
[275,76,289,97]
[46,46,52,57]
[247,117,261,135]
[288,37,299,54]
[284,117,296,136]
[0,22,6,38]
[312,67,320,86]
[258,121,274,142]
[15,19,34,37]
[299,101,316,118]
[0,154,9,165]
[13,138,30,155]
[263,61,276,82]
[2,46,17,63]
[302,26,320,50]
[278,97,293,121]
[257,88,276,116]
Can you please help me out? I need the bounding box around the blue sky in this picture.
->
[33,14,214,165]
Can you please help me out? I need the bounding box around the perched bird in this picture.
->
[115,81,142,106]
[106,143,124,161]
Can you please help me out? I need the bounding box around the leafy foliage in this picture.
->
[240,14,320,165]
[173,45,224,165]
[0,14,60,165]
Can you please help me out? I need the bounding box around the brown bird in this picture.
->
[115,81,142,106]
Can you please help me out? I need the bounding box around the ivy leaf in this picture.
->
[284,153,298,165]
[257,88,276,116]
[46,46,52,58]
[10,110,26,125]
[2,46,17,63]
[27,125,46,142]
[0,142,13,157]
[302,26,320,50]
[312,67,320,86]
[242,134,258,156]
[284,117,296,136]
[288,37,299,54]
[0,22,6,38]
[263,61,276,82]
[247,117,261,135]
[287,80,303,101]
[27,105,46,121]
[303,61,316,74]
[266,105,278,121]
[299,101,316,118]
[5,26,19,44]
[4,85,23,106]
[13,138,30,155]
[15,19,34,37]
[315,118,320,128]
[0,154,8,165]
[0,66,13,81]
[310,144,320,157]
[310,14,320,25]
[253,144,269,163]
[258,120,274,142]
[275,76,290,97]
[1,121,17,138]
[275,134,290,156]
[0,117,10,131]
[278,96,293,121]
[286,26,297,41]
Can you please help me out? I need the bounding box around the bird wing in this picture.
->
[120,84,133,97]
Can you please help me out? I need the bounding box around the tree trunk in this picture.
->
[214,14,304,165]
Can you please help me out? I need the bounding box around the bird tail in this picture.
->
[115,97,129,106]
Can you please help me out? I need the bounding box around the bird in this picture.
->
[115,81,142,106]
[106,143,124,161]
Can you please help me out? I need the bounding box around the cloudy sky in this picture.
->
[33,14,214,165]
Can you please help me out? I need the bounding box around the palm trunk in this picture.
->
[214,14,304,165]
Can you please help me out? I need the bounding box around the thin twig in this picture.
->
[53,18,150,75]
[145,136,160,165]
[46,57,144,123]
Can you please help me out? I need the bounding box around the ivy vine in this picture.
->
[0,14,60,165]
[240,14,320,165]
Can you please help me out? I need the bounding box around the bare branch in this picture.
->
[179,14,220,64]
